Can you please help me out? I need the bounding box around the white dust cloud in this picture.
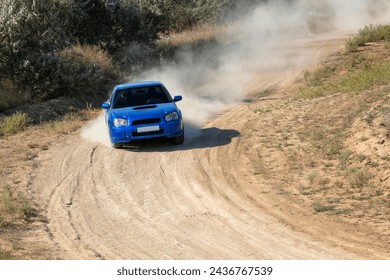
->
[82,0,390,144]
[138,0,390,132]
[81,112,111,146]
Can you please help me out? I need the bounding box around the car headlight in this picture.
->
[113,118,128,127]
[165,112,179,122]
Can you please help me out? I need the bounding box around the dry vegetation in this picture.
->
[0,112,30,137]
[247,27,390,239]
[0,108,100,259]
[0,0,252,112]
[346,24,390,52]
[301,25,390,99]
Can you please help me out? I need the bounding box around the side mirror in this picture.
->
[173,96,182,102]
[102,103,110,109]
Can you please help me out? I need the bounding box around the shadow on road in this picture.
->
[122,125,240,152]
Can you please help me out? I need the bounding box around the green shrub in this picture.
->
[0,112,30,137]
[14,44,117,101]
[303,66,336,86]
[312,201,335,213]
[0,0,72,101]
[0,79,29,111]
[0,190,34,227]
[346,168,373,188]
[300,62,390,98]
[0,250,13,260]
[346,24,390,52]
[70,0,154,50]
[0,0,72,77]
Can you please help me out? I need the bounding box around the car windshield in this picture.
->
[112,86,171,109]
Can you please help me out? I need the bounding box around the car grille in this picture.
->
[132,118,161,126]
[132,129,164,137]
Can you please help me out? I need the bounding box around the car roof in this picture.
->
[114,81,164,91]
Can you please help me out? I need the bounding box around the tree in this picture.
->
[0,0,71,80]
[70,0,154,51]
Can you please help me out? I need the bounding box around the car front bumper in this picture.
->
[109,120,183,143]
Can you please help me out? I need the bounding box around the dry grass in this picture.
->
[55,44,117,97]
[158,24,231,48]
[59,44,115,74]
[48,110,95,135]
[0,112,30,137]
[155,23,235,60]
[0,107,101,259]
[239,36,388,238]
[0,190,34,228]
[312,201,335,213]
[345,168,373,188]
[300,62,390,98]
[300,26,390,99]
[291,41,390,231]
[0,250,13,260]
[346,24,390,52]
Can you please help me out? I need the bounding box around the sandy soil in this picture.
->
[2,32,389,259]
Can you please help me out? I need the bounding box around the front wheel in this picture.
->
[111,142,123,149]
[170,131,184,145]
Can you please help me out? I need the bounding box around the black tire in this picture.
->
[111,142,123,149]
[170,132,184,145]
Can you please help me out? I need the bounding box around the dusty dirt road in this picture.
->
[28,32,389,259]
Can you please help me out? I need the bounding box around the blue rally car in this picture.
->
[102,81,184,148]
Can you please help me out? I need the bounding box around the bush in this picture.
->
[16,45,117,100]
[0,79,28,111]
[0,190,34,227]
[0,0,72,78]
[0,0,263,108]
[70,0,154,51]
[0,0,74,101]
[346,24,390,52]
[346,168,373,188]
[0,0,162,103]
[0,112,30,137]
[134,0,240,33]
[55,45,117,97]
[0,1,118,101]
[312,201,335,213]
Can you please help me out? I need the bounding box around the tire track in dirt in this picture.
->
[32,125,355,259]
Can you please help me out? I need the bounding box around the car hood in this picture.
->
[111,103,178,120]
